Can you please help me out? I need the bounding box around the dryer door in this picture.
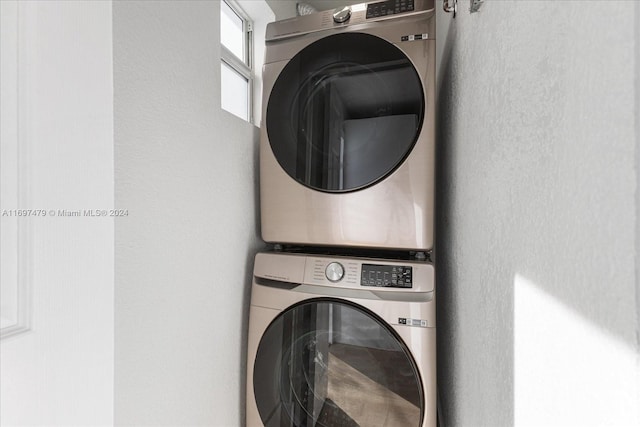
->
[266,32,424,193]
[253,299,424,427]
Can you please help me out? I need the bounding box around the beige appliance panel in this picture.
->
[246,252,436,427]
[260,4,436,251]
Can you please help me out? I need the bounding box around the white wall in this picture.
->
[265,0,297,20]
[436,1,640,426]
[0,1,114,425]
[113,1,263,425]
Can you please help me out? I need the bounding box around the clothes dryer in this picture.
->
[261,0,436,251]
[246,251,436,427]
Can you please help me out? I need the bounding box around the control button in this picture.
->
[333,6,352,23]
[325,262,345,282]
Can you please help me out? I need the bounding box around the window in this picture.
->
[220,0,252,122]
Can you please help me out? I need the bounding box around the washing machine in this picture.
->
[260,0,436,251]
[246,251,436,427]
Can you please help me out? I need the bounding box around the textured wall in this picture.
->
[114,1,262,425]
[436,1,639,426]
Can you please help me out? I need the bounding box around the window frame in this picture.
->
[220,0,254,123]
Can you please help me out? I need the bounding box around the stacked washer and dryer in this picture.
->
[246,1,437,426]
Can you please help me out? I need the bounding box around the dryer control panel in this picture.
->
[265,0,434,42]
[361,263,412,288]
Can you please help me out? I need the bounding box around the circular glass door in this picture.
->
[266,33,424,193]
[253,299,423,427]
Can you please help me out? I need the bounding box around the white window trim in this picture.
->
[221,0,254,123]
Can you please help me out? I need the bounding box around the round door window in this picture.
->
[253,299,424,427]
[266,33,424,193]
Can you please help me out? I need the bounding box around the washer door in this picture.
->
[253,299,424,427]
[266,33,424,193]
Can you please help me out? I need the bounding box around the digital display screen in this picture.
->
[361,264,412,288]
[366,0,415,19]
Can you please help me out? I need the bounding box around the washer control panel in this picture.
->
[299,255,432,292]
[366,0,415,19]
[361,264,412,288]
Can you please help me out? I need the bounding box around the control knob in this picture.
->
[333,6,352,23]
[325,262,345,282]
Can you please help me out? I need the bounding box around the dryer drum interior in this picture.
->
[253,298,424,427]
[266,33,425,193]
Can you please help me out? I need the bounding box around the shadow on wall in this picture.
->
[434,7,453,426]
[435,10,462,426]
[239,125,267,425]
[434,10,514,427]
